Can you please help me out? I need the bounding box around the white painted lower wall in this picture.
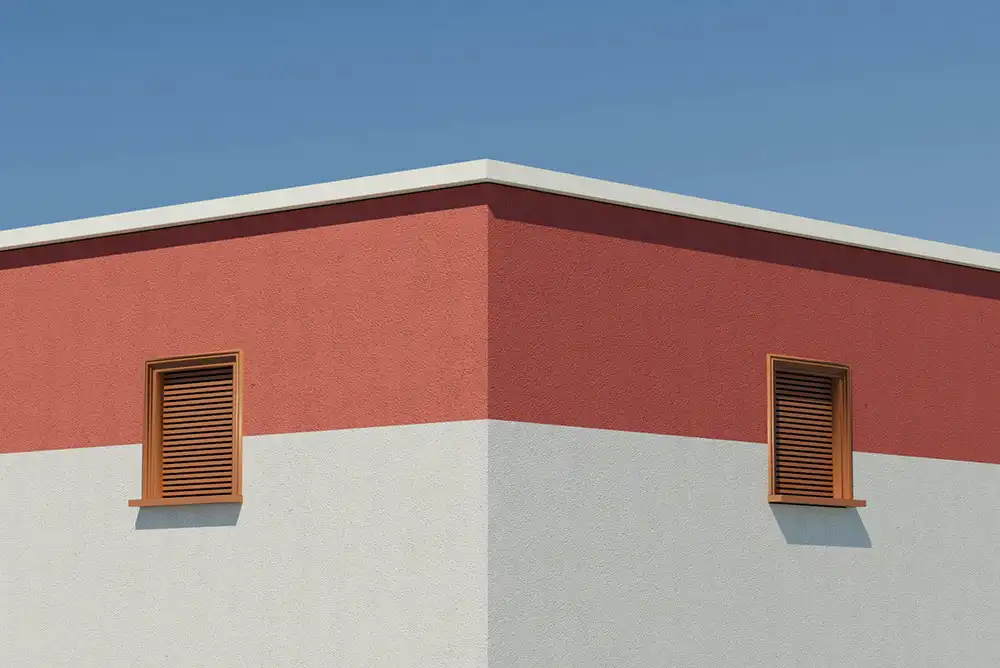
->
[5,419,999,667]
[0,422,488,668]
[488,421,1000,668]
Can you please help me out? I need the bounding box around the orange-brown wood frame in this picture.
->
[766,354,866,508]
[128,350,243,507]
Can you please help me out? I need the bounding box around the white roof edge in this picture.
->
[2,158,999,274]
[0,160,490,253]
[483,160,1000,273]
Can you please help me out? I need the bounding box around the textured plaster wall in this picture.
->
[7,183,1000,666]
[488,421,1000,667]
[5,418,999,667]
[0,187,489,454]
[8,182,1000,464]
[0,422,488,668]
[487,186,1000,464]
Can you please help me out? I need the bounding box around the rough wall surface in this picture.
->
[488,420,1000,668]
[0,188,489,454]
[5,182,1000,667]
[487,186,1000,463]
[0,422,488,668]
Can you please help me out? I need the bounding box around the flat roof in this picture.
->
[2,159,998,273]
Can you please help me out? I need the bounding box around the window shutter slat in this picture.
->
[766,355,865,508]
[773,368,836,499]
[128,351,243,508]
[155,364,237,499]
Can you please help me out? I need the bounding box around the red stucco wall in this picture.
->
[0,188,489,453]
[6,182,1000,464]
[487,186,1000,464]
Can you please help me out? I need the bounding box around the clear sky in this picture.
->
[2,1,998,249]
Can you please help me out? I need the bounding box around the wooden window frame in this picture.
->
[767,354,866,508]
[128,350,244,507]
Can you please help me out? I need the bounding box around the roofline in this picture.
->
[2,158,999,274]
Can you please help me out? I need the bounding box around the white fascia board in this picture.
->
[483,160,1000,274]
[2,158,999,275]
[0,160,490,252]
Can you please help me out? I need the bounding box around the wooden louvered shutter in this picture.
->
[129,351,243,507]
[767,355,865,508]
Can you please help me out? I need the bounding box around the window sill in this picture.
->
[129,494,243,507]
[768,495,866,508]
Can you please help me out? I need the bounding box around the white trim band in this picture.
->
[2,159,998,273]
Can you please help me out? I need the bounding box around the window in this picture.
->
[767,355,865,507]
[129,351,243,507]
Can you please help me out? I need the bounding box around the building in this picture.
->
[2,160,1000,667]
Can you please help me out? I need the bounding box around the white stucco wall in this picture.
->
[488,420,1000,668]
[6,419,999,667]
[0,422,488,668]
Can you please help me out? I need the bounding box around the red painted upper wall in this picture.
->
[0,188,489,453]
[487,186,1000,464]
[5,182,1000,463]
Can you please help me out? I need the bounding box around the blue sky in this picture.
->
[2,1,998,249]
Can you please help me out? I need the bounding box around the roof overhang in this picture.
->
[2,159,998,273]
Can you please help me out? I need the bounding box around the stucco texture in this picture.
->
[488,420,1000,668]
[0,422,488,668]
[0,188,489,454]
[7,184,1000,464]
[487,186,1000,463]
[7,184,1000,667]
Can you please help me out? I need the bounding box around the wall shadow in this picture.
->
[0,184,490,270]
[770,503,871,548]
[134,503,242,530]
[487,185,1000,302]
[9,178,998,303]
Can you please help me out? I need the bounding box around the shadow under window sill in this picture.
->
[134,501,242,530]
[770,502,871,548]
